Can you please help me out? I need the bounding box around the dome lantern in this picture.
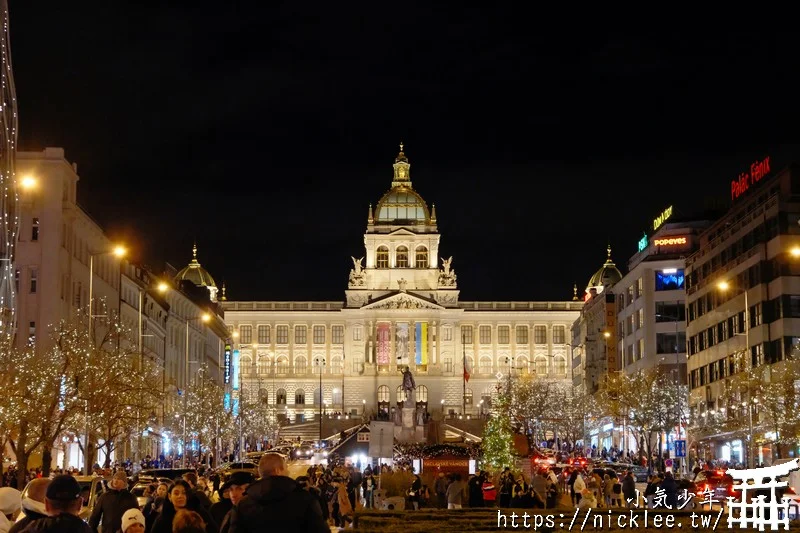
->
[586,244,622,295]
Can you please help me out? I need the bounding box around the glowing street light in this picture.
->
[19,175,36,190]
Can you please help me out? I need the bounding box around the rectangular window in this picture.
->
[332,325,344,344]
[636,309,644,329]
[656,332,686,354]
[637,338,645,360]
[534,325,547,344]
[479,325,492,344]
[461,325,473,344]
[27,321,35,346]
[29,269,37,294]
[655,269,685,291]
[636,277,643,297]
[257,325,270,344]
[313,325,326,344]
[276,325,289,344]
[552,325,565,344]
[444,358,453,373]
[443,326,453,341]
[295,325,307,344]
[239,325,252,344]
[31,218,39,241]
[353,326,362,341]
[655,301,686,322]
[516,326,528,344]
[497,326,510,344]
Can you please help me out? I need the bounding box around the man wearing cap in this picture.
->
[215,472,253,533]
[18,474,91,533]
[88,471,138,533]
[120,508,145,533]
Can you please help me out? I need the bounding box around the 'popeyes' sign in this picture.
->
[731,156,771,202]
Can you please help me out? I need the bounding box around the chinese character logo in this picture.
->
[726,459,799,530]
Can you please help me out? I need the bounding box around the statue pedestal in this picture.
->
[395,406,418,443]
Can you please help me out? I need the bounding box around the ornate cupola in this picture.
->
[392,142,411,187]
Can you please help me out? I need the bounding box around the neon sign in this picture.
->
[731,156,771,202]
[224,343,232,384]
[653,206,673,232]
[637,233,648,252]
[653,236,687,246]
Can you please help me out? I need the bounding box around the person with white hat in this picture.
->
[120,508,145,533]
[0,487,22,533]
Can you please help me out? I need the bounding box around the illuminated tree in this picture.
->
[481,390,515,471]
[506,373,555,448]
[184,366,226,465]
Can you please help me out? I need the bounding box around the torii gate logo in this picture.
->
[726,459,799,530]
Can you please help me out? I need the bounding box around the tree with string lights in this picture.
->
[481,386,515,471]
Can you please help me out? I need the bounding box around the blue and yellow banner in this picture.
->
[415,322,428,365]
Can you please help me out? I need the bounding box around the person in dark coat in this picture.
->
[216,472,253,533]
[208,487,231,529]
[19,475,91,533]
[659,472,678,510]
[182,473,213,510]
[149,480,217,533]
[227,453,327,533]
[621,472,637,508]
[89,471,140,533]
[468,473,484,507]
[9,478,49,533]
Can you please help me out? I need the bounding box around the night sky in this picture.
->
[8,5,800,302]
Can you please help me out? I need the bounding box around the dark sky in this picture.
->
[9,4,800,301]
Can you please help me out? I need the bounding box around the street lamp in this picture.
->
[717,280,752,466]
[656,310,685,476]
[178,312,211,467]
[83,244,125,475]
[317,357,326,443]
[743,398,759,467]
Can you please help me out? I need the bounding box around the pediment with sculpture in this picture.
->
[361,292,444,310]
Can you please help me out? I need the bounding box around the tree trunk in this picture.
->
[103,442,113,468]
[41,447,53,477]
[12,422,31,488]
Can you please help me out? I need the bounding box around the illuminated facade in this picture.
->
[222,147,581,439]
[686,164,800,465]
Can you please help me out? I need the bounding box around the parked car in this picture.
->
[19,475,106,522]
[137,468,196,483]
[694,470,739,503]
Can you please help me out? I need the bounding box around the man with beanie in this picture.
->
[120,508,145,533]
[89,471,138,533]
[0,487,22,533]
[8,478,48,533]
[18,474,91,532]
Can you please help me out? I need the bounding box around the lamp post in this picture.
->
[655,310,685,476]
[181,313,211,468]
[717,280,751,466]
[317,357,326,443]
[83,245,126,475]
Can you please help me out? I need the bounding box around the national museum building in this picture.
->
[221,147,581,437]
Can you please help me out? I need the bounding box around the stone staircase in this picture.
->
[279,418,363,442]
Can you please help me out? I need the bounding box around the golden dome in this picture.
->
[175,243,217,289]
[587,245,622,291]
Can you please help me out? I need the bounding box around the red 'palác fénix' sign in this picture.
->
[731,156,771,202]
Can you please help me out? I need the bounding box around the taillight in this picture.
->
[785,487,796,495]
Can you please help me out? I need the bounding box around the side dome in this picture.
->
[587,245,622,291]
[175,243,217,289]
[374,188,430,224]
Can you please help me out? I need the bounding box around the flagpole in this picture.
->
[462,332,466,416]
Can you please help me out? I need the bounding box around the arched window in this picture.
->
[295,389,305,405]
[332,388,342,405]
[415,246,428,268]
[276,356,289,373]
[464,355,474,375]
[276,388,287,405]
[331,356,343,374]
[415,385,428,403]
[516,356,530,374]
[479,356,493,375]
[313,356,326,374]
[377,385,390,403]
[464,388,473,405]
[553,355,567,376]
[376,246,389,268]
[499,356,511,374]
[396,246,409,268]
[313,388,322,405]
[258,388,269,405]
[482,387,495,407]
[535,356,548,376]
[396,385,408,404]
[258,355,271,375]
[240,355,253,376]
[294,356,307,375]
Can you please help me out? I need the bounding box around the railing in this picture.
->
[458,301,584,311]
[221,301,345,311]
